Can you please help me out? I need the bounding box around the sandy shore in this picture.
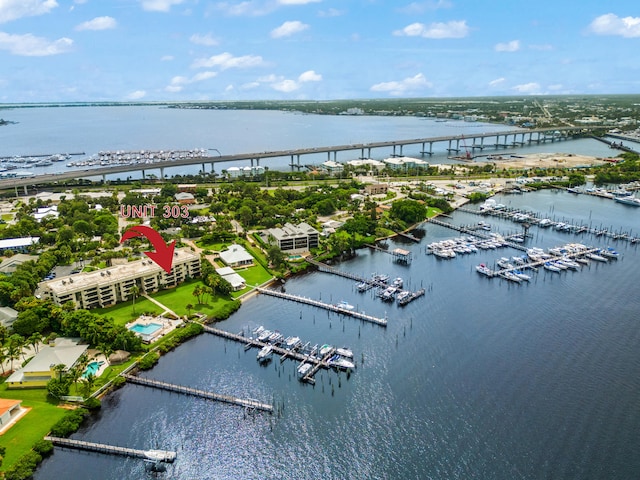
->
[472,152,607,170]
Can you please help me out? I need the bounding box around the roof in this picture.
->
[39,248,199,296]
[175,192,195,200]
[0,254,37,274]
[0,306,18,325]
[0,399,21,416]
[7,340,89,383]
[268,222,319,241]
[215,267,246,289]
[0,237,40,250]
[219,244,253,264]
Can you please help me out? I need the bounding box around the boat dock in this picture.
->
[122,374,273,413]
[44,436,176,463]
[427,217,528,251]
[203,326,336,384]
[256,287,388,326]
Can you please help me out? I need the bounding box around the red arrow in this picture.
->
[120,225,176,273]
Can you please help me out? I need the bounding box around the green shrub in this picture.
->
[4,451,42,480]
[32,440,54,457]
[49,408,89,437]
[83,397,102,410]
[138,351,160,370]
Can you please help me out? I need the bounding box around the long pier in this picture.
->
[44,436,177,463]
[122,374,273,413]
[426,217,528,251]
[256,287,387,326]
[202,326,336,384]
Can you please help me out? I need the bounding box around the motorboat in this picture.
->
[476,264,493,276]
[614,196,640,207]
[497,257,513,269]
[319,344,333,356]
[328,355,355,370]
[586,252,608,262]
[396,290,411,303]
[600,247,620,259]
[335,347,354,359]
[257,329,272,342]
[512,270,531,281]
[336,301,355,311]
[544,262,561,272]
[285,336,302,350]
[392,277,403,288]
[297,363,313,378]
[256,345,273,363]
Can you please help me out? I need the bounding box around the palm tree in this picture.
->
[28,332,43,354]
[6,335,22,371]
[130,284,140,314]
[186,304,193,318]
[0,349,7,376]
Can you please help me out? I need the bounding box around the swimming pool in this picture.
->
[129,323,162,335]
[82,361,104,378]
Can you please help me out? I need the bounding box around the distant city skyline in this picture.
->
[0,0,639,103]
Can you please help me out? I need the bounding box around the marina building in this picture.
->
[38,248,201,309]
[267,222,320,253]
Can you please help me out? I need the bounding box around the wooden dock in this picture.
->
[426,217,528,251]
[122,374,273,413]
[44,436,177,463]
[256,287,387,326]
[203,326,337,384]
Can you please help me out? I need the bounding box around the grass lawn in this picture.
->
[232,264,273,297]
[94,298,162,326]
[150,279,237,318]
[0,385,68,471]
[426,207,443,218]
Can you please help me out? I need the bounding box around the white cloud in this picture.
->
[318,8,344,17]
[165,71,218,92]
[393,20,469,39]
[161,55,174,61]
[192,71,218,82]
[588,13,640,38]
[140,0,185,12]
[214,1,273,16]
[126,90,147,100]
[272,79,299,92]
[190,33,218,46]
[165,85,183,93]
[495,40,520,52]
[75,16,117,31]
[397,1,453,15]
[489,77,505,87]
[271,20,309,38]
[0,32,72,56]
[0,0,58,24]
[191,52,266,69]
[512,82,541,94]
[241,81,260,90]
[370,73,432,96]
[277,0,321,4]
[298,70,321,82]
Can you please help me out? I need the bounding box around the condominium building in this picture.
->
[38,248,201,309]
[267,222,319,253]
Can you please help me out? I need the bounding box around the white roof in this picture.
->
[215,267,246,288]
[0,237,39,249]
[219,244,253,264]
[7,340,89,382]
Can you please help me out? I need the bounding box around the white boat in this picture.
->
[392,277,403,288]
[513,270,531,281]
[538,218,553,228]
[544,262,561,272]
[396,290,411,303]
[336,301,355,311]
[497,257,513,269]
[285,336,302,349]
[500,271,522,283]
[614,196,640,207]
[256,345,273,363]
[476,264,493,276]
[297,363,313,378]
[586,252,608,262]
[335,347,354,359]
[257,329,272,342]
[328,355,355,370]
[600,247,620,259]
[319,344,333,356]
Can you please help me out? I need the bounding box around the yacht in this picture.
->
[257,329,272,342]
[512,270,532,281]
[285,336,302,350]
[328,354,355,370]
[297,363,313,378]
[544,262,562,272]
[586,252,608,262]
[600,247,620,259]
[319,344,334,357]
[336,301,355,311]
[614,196,640,207]
[335,347,354,359]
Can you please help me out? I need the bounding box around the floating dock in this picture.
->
[44,436,176,463]
[203,326,339,384]
[256,287,387,326]
[121,374,273,413]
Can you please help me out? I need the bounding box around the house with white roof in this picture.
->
[0,237,39,253]
[215,266,246,291]
[6,338,89,389]
[219,244,254,267]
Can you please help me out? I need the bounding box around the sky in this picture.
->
[1,0,639,103]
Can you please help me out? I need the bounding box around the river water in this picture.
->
[6,106,636,479]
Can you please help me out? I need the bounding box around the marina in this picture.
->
[203,326,354,385]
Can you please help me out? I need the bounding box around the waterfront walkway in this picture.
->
[44,436,177,463]
[256,287,387,326]
[122,374,273,412]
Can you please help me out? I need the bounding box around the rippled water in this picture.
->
[33,188,640,480]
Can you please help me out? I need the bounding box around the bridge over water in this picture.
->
[0,126,601,191]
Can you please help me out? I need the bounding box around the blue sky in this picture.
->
[1,0,639,102]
